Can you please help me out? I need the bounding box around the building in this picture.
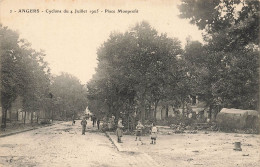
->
[216,108,259,130]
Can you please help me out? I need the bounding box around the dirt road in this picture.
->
[0,121,259,167]
[0,121,156,167]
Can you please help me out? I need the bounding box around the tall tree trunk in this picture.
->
[24,111,26,125]
[208,105,213,120]
[154,100,159,121]
[127,115,130,131]
[148,102,152,120]
[37,111,39,124]
[161,108,163,120]
[140,98,145,123]
[31,111,33,124]
[182,100,185,116]
[9,108,11,123]
[51,108,54,123]
[166,105,169,118]
[2,108,8,128]
[145,107,149,120]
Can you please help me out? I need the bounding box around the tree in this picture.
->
[0,25,21,127]
[87,21,182,123]
[179,0,259,112]
[1,25,52,126]
[50,73,87,120]
[18,43,51,124]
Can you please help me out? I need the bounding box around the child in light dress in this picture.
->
[135,121,144,141]
[150,123,158,144]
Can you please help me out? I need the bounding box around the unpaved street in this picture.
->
[1,121,259,167]
[0,121,155,167]
[109,128,260,167]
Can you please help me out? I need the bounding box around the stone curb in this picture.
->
[0,122,63,138]
[105,131,123,151]
[105,132,161,167]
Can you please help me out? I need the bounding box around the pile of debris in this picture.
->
[170,123,186,133]
[170,122,218,133]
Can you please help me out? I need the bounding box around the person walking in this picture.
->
[72,114,75,125]
[150,123,158,144]
[81,117,87,135]
[135,121,144,141]
[97,118,100,130]
[92,115,97,127]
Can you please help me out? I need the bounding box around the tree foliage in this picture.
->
[1,25,88,127]
[87,21,183,122]
[50,73,88,120]
[179,0,259,110]
[0,25,53,126]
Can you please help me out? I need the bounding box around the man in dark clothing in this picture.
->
[97,119,100,130]
[81,117,87,135]
[72,115,75,125]
[92,115,97,127]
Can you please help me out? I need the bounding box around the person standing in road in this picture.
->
[97,118,100,130]
[135,121,144,141]
[92,115,97,127]
[150,123,158,144]
[72,114,75,125]
[81,117,87,135]
[116,123,124,143]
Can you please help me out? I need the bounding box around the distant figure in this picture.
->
[86,114,90,120]
[92,115,97,127]
[116,124,124,143]
[150,123,158,144]
[108,115,116,131]
[97,119,100,130]
[81,117,87,135]
[72,115,75,125]
[135,121,144,141]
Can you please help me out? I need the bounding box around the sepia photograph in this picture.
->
[0,0,259,166]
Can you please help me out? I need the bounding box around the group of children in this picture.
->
[80,116,158,144]
[116,120,158,144]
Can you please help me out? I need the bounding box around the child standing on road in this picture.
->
[135,121,144,141]
[150,123,158,144]
[116,123,124,143]
[81,117,87,135]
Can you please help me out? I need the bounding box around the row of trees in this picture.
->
[0,24,87,127]
[179,0,259,115]
[87,21,195,123]
[87,0,259,123]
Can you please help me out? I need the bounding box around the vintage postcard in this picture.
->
[0,0,259,166]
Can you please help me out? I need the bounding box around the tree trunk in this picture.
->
[2,108,8,128]
[182,100,185,116]
[161,108,163,120]
[31,111,33,124]
[154,100,159,121]
[127,115,130,131]
[24,111,26,125]
[140,99,145,123]
[52,109,54,123]
[166,105,169,118]
[148,103,152,120]
[9,108,12,123]
[209,105,213,120]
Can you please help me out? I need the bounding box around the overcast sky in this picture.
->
[0,0,203,84]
